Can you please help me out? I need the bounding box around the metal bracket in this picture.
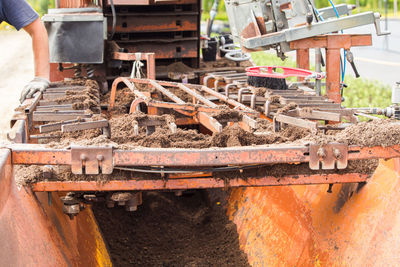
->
[309,143,348,170]
[71,145,113,175]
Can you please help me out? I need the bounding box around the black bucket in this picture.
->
[202,38,218,62]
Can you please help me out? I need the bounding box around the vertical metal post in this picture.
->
[326,48,342,104]
[296,49,310,81]
[146,53,156,80]
[315,48,322,96]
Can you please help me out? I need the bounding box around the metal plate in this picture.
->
[309,143,348,170]
[71,146,113,175]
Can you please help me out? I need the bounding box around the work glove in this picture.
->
[20,77,50,103]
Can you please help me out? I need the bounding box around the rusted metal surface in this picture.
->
[33,111,92,122]
[122,41,198,59]
[107,0,197,4]
[273,113,318,133]
[111,51,155,79]
[9,144,400,168]
[108,15,197,33]
[71,146,113,174]
[31,173,369,192]
[0,148,112,266]
[309,143,348,170]
[290,34,372,104]
[296,49,310,82]
[40,118,82,133]
[227,159,400,266]
[61,120,109,133]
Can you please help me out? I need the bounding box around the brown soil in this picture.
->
[276,102,298,114]
[211,125,285,147]
[92,190,249,267]
[336,119,400,147]
[14,165,42,186]
[200,57,252,69]
[268,95,281,104]
[250,87,267,96]
[166,61,193,74]
[102,87,136,115]
[212,108,243,122]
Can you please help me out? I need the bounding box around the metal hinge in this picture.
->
[309,143,348,170]
[71,145,113,175]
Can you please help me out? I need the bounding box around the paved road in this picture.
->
[0,30,34,138]
[345,18,400,86]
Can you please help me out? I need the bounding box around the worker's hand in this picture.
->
[20,77,50,103]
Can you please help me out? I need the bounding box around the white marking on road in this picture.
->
[355,57,400,67]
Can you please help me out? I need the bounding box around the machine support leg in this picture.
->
[326,48,342,104]
[296,49,310,81]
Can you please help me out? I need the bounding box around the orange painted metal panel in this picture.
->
[0,149,111,266]
[227,159,400,266]
[31,173,369,192]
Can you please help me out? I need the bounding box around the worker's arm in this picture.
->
[19,17,50,102]
[23,18,50,80]
[0,0,50,102]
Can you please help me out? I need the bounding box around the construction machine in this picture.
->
[1,0,400,266]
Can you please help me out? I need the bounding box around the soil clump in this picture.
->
[92,190,250,267]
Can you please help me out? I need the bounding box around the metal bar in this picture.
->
[144,101,256,117]
[109,77,149,108]
[318,4,351,19]
[36,104,74,111]
[33,112,91,122]
[24,92,42,114]
[31,173,369,192]
[149,80,185,104]
[62,120,109,132]
[177,84,217,107]
[199,86,255,112]
[274,114,318,133]
[145,81,222,133]
[243,12,376,48]
[9,144,400,167]
[286,109,341,121]
[40,119,81,133]
[196,111,223,133]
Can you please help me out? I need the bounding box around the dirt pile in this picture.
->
[211,125,285,147]
[92,190,249,267]
[102,87,136,115]
[14,165,42,186]
[212,108,243,122]
[336,119,400,147]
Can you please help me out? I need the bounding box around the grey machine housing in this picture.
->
[43,8,107,64]
[224,0,389,57]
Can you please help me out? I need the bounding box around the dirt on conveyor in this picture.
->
[53,80,101,112]
[92,190,249,267]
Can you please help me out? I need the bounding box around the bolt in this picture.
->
[333,148,341,159]
[125,205,138,212]
[317,147,326,158]
[175,190,183,197]
[97,154,104,161]
[277,21,284,29]
[106,200,115,208]
[80,154,87,160]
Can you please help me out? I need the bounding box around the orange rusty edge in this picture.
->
[31,173,369,192]
[290,34,372,49]
[9,145,400,166]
